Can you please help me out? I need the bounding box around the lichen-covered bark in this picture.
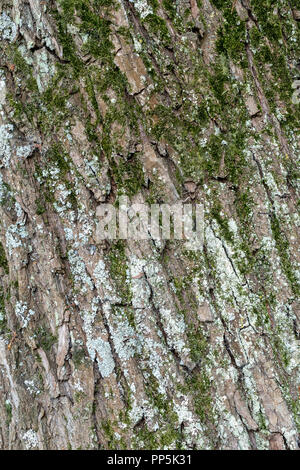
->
[0,0,299,450]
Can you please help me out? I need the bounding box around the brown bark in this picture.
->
[0,0,299,449]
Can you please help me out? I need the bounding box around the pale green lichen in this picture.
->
[0,12,17,43]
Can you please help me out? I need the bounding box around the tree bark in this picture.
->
[0,0,299,450]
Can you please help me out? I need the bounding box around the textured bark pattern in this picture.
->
[0,0,299,450]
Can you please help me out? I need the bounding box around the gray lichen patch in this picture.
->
[0,124,13,168]
[33,48,56,94]
[0,12,17,43]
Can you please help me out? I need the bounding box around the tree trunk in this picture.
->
[0,0,299,450]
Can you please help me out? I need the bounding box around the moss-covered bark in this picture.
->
[0,0,299,449]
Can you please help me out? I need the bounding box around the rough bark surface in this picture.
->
[0,0,299,450]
